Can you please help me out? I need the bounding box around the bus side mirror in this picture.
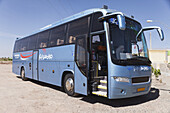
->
[98,12,126,30]
[117,15,126,30]
[156,28,164,41]
[136,26,164,41]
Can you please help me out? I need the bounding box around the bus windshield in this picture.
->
[108,18,151,65]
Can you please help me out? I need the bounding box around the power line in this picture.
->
[46,0,63,19]
[58,0,71,16]
[66,0,75,14]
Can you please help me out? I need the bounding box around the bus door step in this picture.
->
[92,91,107,97]
[92,77,107,97]
[97,80,107,92]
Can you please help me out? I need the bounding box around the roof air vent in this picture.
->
[103,5,108,9]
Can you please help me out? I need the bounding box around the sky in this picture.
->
[0,0,170,58]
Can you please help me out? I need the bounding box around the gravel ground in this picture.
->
[0,64,170,113]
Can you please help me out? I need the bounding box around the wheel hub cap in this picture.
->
[66,78,74,91]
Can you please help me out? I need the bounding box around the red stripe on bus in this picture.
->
[20,52,36,58]
[42,49,46,53]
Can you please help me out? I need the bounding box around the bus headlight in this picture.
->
[113,77,130,83]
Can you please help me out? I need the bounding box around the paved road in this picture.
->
[0,64,170,113]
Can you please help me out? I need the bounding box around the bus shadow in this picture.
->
[16,76,160,107]
[81,87,159,107]
[24,78,65,93]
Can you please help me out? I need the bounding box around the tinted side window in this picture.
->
[75,35,87,75]
[37,30,50,49]
[20,38,29,51]
[14,41,18,52]
[67,16,89,44]
[14,41,20,52]
[28,34,38,50]
[49,25,66,47]
[91,12,104,32]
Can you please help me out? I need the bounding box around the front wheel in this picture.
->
[21,68,28,81]
[63,74,77,96]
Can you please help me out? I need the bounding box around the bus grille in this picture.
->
[132,77,149,83]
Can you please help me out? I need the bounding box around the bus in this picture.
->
[12,7,164,99]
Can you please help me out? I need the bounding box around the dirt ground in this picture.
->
[0,64,170,113]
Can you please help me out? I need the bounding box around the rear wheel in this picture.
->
[63,73,77,96]
[21,68,28,81]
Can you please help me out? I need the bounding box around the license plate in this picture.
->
[137,88,145,92]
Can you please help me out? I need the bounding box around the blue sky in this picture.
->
[0,0,169,57]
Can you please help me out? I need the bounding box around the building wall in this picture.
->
[168,56,170,63]
[149,50,170,75]
[149,50,168,63]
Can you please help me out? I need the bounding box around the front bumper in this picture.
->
[109,77,151,99]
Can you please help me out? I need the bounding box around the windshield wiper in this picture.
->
[126,56,151,65]
[127,56,149,61]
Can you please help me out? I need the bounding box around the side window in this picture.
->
[49,25,66,47]
[67,16,89,44]
[91,12,104,32]
[20,38,29,51]
[14,41,18,52]
[28,34,38,50]
[91,34,107,61]
[75,35,87,75]
[37,30,50,49]
[14,41,21,52]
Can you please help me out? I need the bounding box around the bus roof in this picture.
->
[39,8,115,31]
[17,8,138,40]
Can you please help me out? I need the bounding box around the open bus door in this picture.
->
[74,35,89,95]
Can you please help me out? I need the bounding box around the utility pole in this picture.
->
[150,32,152,49]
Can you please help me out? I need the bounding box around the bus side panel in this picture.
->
[38,45,75,86]
[38,61,60,85]
[25,59,32,79]
[38,61,75,86]
[13,53,21,75]
[12,51,33,79]
[21,51,33,79]
[12,60,20,75]
[59,62,75,86]
[74,64,87,95]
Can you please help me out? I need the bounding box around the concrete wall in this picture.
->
[149,49,170,76]
[149,50,168,63]
[168,56,170,63]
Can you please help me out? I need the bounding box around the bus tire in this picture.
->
[21,68,28,81]
[63,73,77,96]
